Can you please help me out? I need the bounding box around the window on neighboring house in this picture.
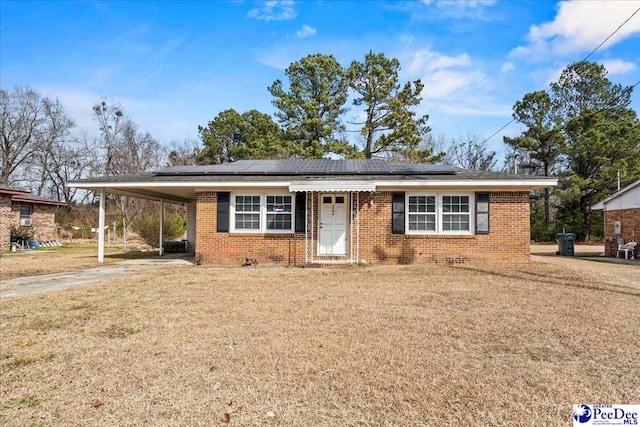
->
[234,195,261,231]
[266,195,292,230]
[231,193,295,233]
[19,204,32,219]
[406,193,474,235]
[442,195,470,232]
[408,195,436,232]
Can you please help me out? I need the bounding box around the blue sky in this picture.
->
[1,0,639,158]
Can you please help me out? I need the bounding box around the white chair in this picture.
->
[617,241,637,260]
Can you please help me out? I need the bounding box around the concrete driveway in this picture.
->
[0,258,193,298]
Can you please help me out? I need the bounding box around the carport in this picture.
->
[68,178,198,263]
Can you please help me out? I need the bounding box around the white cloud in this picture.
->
[415,0,498,20]
[421,69,486,99]
[407,49,471,74]
[511,0,640,60]
[295,24,316,39]
[500,62,515,74]
[399,45,488,100]
[248,1,296,21]
[432,102,511,117]
[421,0,496,8]
[602,59,637,75]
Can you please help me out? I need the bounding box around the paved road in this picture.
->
[0,258,193,298]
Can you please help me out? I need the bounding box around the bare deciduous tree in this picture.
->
[446,134,498,171]
[93,102,163,248]
[166,138,200,166]
[0,87,74,186]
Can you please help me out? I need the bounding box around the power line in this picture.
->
[479,7,640,147]
[583,7,640,62]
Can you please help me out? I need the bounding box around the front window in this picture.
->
[234,195,260,231]
[19,205,32,219]
[408,195,436,232]
[442,195,470,232]
[406,193,473,234]
[266,195,292,230]
[231,193,295,233]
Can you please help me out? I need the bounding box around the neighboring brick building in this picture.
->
[0,184,66,250]
[592,179,640,258]
[70,160,557,266]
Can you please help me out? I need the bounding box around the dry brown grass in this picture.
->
[1,260,638,426]
[0,244,157,280]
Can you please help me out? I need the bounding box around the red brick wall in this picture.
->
[604,208,640,256]
[195,191,530,266]
[27,204,59,241]
[0,199,59,250]
[357,191,530,266]
[0,195,12,250]
[195,192,305,265]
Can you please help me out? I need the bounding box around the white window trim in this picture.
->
[406,192,438,235]
[230,192,295,234]
[405,192,475,235]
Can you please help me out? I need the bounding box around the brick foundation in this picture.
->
[196,191,530,267]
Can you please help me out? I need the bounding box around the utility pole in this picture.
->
[617,170,621,191]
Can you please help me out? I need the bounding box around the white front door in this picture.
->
[319,194,348,255]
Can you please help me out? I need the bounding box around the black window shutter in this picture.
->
[391,192,405,234]
[217,192,230,232]
[295,192,306,233]
[475,192,490,234]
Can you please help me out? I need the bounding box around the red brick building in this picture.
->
[592,179,640,258]
[0,184,66,250]
[70,160,557,266]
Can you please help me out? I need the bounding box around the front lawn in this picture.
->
[1,260,638,425]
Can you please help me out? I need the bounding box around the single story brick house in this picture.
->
[0,184,66,250]
[592,179,640,257]
[70,160,557,266]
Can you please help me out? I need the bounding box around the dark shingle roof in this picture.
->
[11,193,66,206]
[0,183,30,193]
[73,168,546,184]
[155,160,458,176]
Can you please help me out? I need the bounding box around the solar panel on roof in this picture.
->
[154,159,457,176]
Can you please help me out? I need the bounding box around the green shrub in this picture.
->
[10,226,33,241]
[134,212,186,248]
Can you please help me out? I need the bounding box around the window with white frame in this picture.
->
[234,195,261,230]
[408,195,436,232]
[406,193,473,234]
[442,195,471,231]
[266,195,292,230]
[231,193,294,233]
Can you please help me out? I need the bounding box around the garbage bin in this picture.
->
[556,233,577,256]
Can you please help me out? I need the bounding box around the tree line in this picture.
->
[198,52,440,163]
[1,52,638,241]
[504,61,639,241]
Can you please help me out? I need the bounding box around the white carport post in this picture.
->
[159,198,164,256]
[98,188,106,264]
